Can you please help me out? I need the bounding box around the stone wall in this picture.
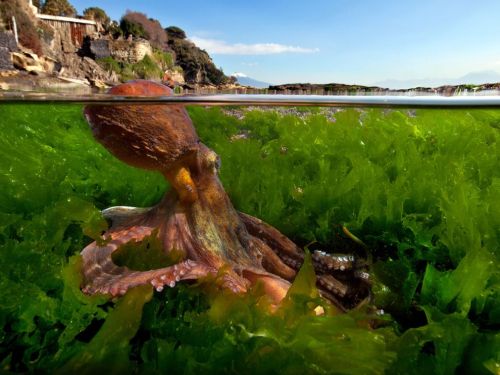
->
[0,33,18,52]
[89,39,110,60]
[89,38,153,64]
[109,38,152,64]
[0,32,18,70]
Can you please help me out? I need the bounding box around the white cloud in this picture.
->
[232,72,248,77]
[190,37,319,55]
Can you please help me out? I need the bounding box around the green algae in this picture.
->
[0,103,498,373]
[111,228,184,271]
[59,283,153,374]
[135,253,396,375]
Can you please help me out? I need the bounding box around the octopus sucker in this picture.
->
[80,80,370,310]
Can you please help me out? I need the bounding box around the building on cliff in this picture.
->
[36,14,97,47]
[26,0,98,48]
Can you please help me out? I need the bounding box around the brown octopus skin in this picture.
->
[81,80,369,310]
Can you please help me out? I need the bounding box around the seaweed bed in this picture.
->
[0,104,498,374]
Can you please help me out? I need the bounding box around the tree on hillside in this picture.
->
[120,17,147,39]
[121,11,168,50]
[41,0,76,17]
[83,7,110,27]
[165,26,186,40]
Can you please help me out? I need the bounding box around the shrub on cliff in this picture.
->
[119,18,147,39]
[97,54,164,82]
[83,7,110,28]
[153,50,174,70]
[165,26,186,40]
[0,0,42,55]
[41,0,77,17]
[130,54,163,79]
[120,11,168,50]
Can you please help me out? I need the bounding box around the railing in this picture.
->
[35,14,97,26]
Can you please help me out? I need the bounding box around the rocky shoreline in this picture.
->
[268,82,500,96]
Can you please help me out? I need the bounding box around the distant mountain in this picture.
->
[375,70,500,90]
[231,73,271,88]
[459,70,500,84]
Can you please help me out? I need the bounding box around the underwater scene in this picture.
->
[0,88,499,374]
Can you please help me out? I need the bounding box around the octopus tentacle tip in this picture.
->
[156,286,164,292]
[168,281,176,288]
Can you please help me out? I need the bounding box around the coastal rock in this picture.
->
[163,68,185,85]
[41,56,59,73]
[11,52,45,73]
[58,54,118,87]
[0,70,18,78]
[10,49,60,75]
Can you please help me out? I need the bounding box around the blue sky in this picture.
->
[70,0,500,87]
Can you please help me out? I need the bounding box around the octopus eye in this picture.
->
[202,150,221,174]
[214,155,221,172]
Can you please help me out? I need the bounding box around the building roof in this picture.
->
[36,14,97,26]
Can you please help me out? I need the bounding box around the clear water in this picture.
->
[0,93,498,374]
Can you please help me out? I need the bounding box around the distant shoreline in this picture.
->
[1,71,500,96]
[267,82,500,96]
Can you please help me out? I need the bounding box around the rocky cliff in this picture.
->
[165,26,231,87]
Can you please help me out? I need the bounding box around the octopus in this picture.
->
[81,80,370,311]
